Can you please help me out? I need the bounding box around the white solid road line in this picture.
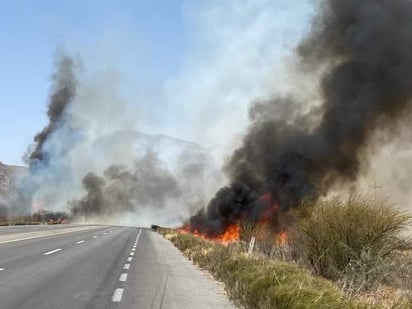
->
[127,257,133,262]
[0,229,94,244]
[119,273,128,282]
[123,263,130,270]
[111,288,124,302]
[75,240,85,244]
[43,248,62,256]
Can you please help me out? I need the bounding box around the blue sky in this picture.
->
[0,0,191,165]
[0,0,312,166]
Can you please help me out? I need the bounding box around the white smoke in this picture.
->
[157,0,313,164]
[17,1,317,226]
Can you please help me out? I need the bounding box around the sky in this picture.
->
[0,0,312,166]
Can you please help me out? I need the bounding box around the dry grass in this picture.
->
[292,196,412,307]
[295,196,412,286]
[163,231,360,309]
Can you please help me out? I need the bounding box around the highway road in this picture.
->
[0,225,234,309]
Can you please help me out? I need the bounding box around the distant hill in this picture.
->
[0,161,27,196]
[135,132,217,169]
[92,131,221,174]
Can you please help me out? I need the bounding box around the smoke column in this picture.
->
[11,54,78,215]
[29,54,77,170]
[189,0,412,235]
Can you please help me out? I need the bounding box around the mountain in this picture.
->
[135,133,218,170]
[92,131,222,175]
[0,161,27,196]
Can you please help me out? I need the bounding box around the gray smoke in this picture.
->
[70,152,183,220]
[28,54,77,169]
[11,53,78,215]
[13,50,223,223]
[189,0,412,235]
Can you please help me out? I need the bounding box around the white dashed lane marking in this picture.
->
[110,229,141,304]
[111,288,124,302]
[75,240,85,244]
[0,268,4,271]
[43,249,62,256]
[119,273,128,282]
[92,236,98,239]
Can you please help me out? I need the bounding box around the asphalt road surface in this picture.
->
[0,225,234,309]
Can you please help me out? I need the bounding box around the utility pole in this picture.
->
[369,181,382,204]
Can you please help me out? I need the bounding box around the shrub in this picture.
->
[296,195,412,290]
[168,231,356,309]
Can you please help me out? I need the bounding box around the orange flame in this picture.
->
[214,224,240,242]
[178,224,240,244]
[180,223,288,249]
[275,230,287,245]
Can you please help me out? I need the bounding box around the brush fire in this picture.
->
[176,0,412,245]
[179,190,289,245]
[7,0,412,236]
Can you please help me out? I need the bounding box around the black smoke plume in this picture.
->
[13,53,77,215]
[189,0,412,236]
[28,54,77,169]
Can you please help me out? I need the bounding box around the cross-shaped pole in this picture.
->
[369,181,382,203]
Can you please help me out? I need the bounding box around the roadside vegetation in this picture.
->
[295,197,412,300]
[158,195,412,308]
[0,208,70,226]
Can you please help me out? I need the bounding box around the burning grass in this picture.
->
[158,195,412,308]
[178,223,241,243]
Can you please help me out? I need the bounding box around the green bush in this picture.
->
[296,195,412,290]
[168,231,357,309]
